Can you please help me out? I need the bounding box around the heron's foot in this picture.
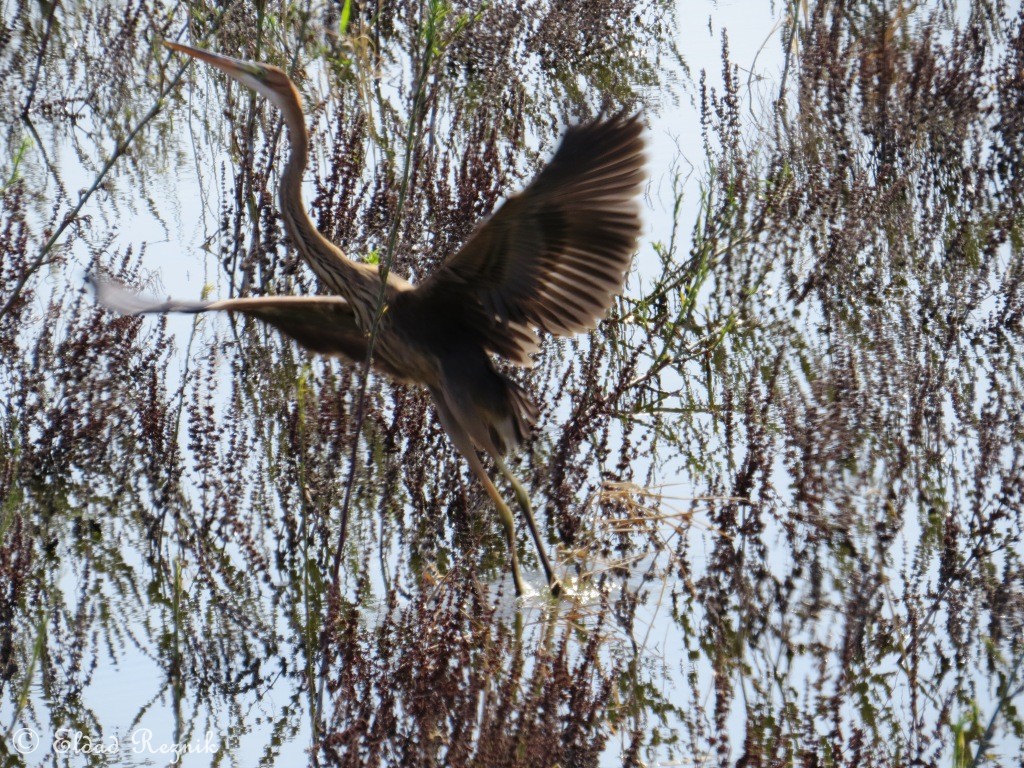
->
[508,550,526,597]
[548,577,563,598]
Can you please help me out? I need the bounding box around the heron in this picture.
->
[95,41,645,597]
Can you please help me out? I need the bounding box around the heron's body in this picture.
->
[96,41,646,596]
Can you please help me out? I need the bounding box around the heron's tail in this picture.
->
[502,374,539,453]
[437,360,538,458]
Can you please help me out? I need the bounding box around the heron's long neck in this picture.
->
[278,115,379,329]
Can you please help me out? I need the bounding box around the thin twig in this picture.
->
[17,1,64,196]
[314,0,446,741]
[0,49,193,321]
[969,644,1024,768]
[20,0,60,120]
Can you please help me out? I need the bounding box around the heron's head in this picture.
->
[163,41,302,116]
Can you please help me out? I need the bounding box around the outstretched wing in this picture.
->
[412,112,645,365]
[92,276,368,361]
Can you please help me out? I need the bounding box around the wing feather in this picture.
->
[413,112,645,365]
[91,276,368,361]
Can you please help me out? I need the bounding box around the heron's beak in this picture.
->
[162,41,302,128]
[163,41,265,84]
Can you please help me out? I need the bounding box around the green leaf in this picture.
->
[339,0,352,36]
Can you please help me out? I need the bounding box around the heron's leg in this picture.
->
[492,454,561,596]
[465,453,527,597]
[432,394,526,596]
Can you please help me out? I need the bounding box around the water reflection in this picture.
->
[2,1,1023,767]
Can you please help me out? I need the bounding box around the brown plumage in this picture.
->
[94,42,645,597]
